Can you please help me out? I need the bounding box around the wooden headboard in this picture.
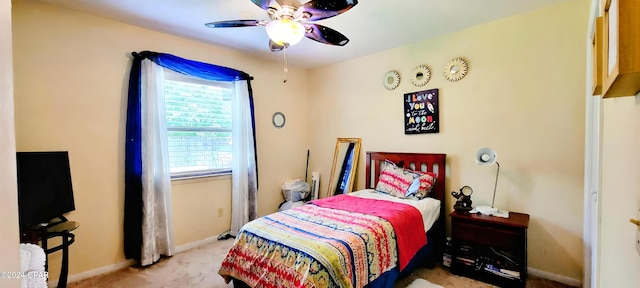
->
[365,151,447,262]
[365,152,446,202]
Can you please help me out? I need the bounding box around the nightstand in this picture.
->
[450,210,530,288]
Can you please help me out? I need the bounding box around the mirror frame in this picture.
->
[325,138,362,198]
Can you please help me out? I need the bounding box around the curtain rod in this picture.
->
[130,51,254,80]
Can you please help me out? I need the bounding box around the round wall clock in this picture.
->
[443,57,469,82]
[410,65,431,87]
[383,70,400,90]
[272,112,285,128]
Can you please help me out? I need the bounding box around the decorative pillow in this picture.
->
[375,160,417,198]
[405,171,437,200]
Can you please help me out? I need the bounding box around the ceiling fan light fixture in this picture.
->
[265,19,305,47]
[205,0,357,51]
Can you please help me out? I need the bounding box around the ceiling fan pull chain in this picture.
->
[283,48,288,83]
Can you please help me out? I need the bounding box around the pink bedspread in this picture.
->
[309,194,426,270]
[219,194,428,287]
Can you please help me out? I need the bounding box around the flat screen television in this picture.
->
[16,151,75,230]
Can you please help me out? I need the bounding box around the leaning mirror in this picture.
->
[325,138,362,198]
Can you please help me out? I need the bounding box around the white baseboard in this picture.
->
[174,235,219,253]
[48,259,136,287]
[54,236,220,287]
[528,267,582,287]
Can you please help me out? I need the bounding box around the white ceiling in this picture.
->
[37,0,568,69]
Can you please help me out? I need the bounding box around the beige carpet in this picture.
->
[406,278,443,288]
[68,239,574,288]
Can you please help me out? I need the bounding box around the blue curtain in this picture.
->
[124,51,257,261]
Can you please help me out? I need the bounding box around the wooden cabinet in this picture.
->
[592,16,603,96]
[450,211,530,288]
[600,0,640,98]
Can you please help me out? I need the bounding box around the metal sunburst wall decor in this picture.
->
[443,57,469,82]
[410,65,431,87]
[383,70,401,90]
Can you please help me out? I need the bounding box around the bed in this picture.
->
[219,152,447,288]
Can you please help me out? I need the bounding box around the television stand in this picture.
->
[44,215,69,228]
[20,218,79,288]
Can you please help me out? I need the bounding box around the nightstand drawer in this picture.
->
[449,211,529,288]
[452,220,522,248]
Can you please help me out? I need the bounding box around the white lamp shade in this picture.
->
[474,147,501,215]
[265,19,305,46]
[475,148,497,166]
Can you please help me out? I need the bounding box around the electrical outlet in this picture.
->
[217,208,223,217]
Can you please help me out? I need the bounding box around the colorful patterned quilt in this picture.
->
[218,194,427,288]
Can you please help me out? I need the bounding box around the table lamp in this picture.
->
[475,148,500,215]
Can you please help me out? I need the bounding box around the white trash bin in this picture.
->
[279,179,310,211]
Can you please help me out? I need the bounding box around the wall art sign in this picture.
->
[404,88,439,134]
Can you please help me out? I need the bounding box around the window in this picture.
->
[164,70,233,178]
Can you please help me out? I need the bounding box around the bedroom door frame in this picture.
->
[584,0,603,286]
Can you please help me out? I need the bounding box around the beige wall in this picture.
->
[11,0,601,284]
[308,0,589,281]
[11,1,311,281]
[599,96,640,287]
[0,0,20,287]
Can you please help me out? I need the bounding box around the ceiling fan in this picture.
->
[205,0,358,52]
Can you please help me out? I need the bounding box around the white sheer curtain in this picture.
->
[230,80,258,236]
[139,59,174,265]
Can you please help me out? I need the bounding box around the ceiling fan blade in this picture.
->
[304,23,349,46]
[251,0,274,10]
[269,40,285,52]
[204,20,266,28]
[251,0,300,10]
[301,0,357,21]
[276,0,301,9]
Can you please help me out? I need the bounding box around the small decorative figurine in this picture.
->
[452,186,473,212]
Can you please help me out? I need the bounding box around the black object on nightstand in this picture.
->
[451,186,474,212]
[449,210,530,288]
